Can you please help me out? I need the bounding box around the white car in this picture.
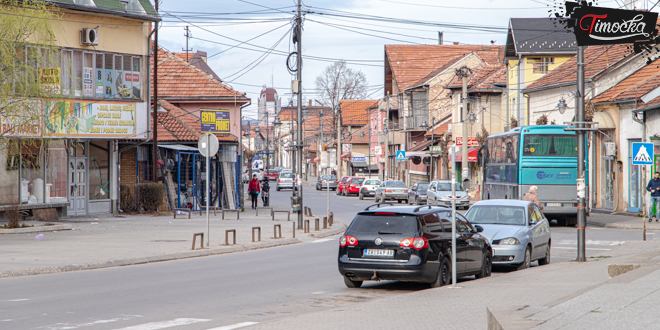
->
[358,179,381,200]
[426,180,470,209]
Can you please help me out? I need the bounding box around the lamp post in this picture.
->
[420,118,431,182]
[273,117,282,168]
[244,128,251,180]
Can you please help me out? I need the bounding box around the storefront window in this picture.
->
[89,142,109,200]
[46,140,67,203]
[21,140,45,204]
[0,141,20,204]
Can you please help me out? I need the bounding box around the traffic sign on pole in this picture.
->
[198,133,218,247]
[396,150,406,161]
[632,142,654,165]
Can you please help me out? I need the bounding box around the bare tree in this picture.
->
[314,60,368,123]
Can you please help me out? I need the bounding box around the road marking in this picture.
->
[206,322,259,330]
[116,318,210,330]
[553,247,611,251]
[557,240,625,246]
[8,299,29,302]
[310,238,333,244]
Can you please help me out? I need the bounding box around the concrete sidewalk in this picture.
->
[585,211,660,230]
[244,240,660,329]
[0,208,346,278]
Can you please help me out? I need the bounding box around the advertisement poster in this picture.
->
[200,109,230,134]
[104,69,113,98]
[95,68,104,97]
[39,67,61,95]
[125,72,141,99]
[0,99,43,138]
[83,67,93,98]
[116,70,131,99]
[44,101,136,137]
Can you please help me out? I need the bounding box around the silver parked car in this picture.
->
[276,172,298,191]
[426,180,470,209]
[465,200,551,270]
[358,178,381,200]
[373,180,409,203]
[316,174,338,190]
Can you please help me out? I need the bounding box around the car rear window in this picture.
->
[418,183,429,191]
[352,178,365,184]
[388,181,407,188]
[349,214,419,234]
[280,173,293,178]
[466,206,526,226]
[365,180,380,185]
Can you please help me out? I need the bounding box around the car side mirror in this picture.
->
[474,225,484,233]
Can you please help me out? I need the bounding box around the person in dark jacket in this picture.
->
[648,171,660,222]
[247,174,261,209]
[261,178,270,207]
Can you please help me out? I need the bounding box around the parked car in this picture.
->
[338,204,492,288]
[343,177,366,196]
[465,200,551,270]
[276,172,298,191]
[266,169,279,181]
[316,174,338,190]
[374,180,409,203]
[242,170,250,183]
[426,180,470,209]
[408,182,430,205]
[358,178,381,200]
[337,176,351,195]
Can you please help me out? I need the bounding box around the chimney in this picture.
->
[453,42,459,45]
[438,32,443,45]
[197,51,208,63]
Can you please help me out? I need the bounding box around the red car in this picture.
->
[343,177,366,196]
[266,169,279,181]
[336,176,351,195]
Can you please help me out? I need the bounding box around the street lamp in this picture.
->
[557,98,568,114]
[274,117,282,167]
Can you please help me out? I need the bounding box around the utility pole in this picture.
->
[461,67,469,188]
[337,106,342,178]
[152,0,158,182]
[183,26,193,62]
[295,0,304,230]
[576,0,587,262]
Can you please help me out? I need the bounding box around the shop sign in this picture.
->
[44,100,136,137]
[0,99,43,138]
[200,109,231,134]
[352,156,366,162]
[83,67,94,97]
[39,67,61,94]
[569,4,658,46]
[455,137,478,146]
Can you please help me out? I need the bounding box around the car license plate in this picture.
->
[547,203,561,207]
[363,249,394,257]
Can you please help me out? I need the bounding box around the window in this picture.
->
[523,134,577,156]
[89,142,110,200]
[349,214,419,234]
[424,213,443,233]
[529,57,554,74]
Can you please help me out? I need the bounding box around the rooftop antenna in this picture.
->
[183,26,193,61]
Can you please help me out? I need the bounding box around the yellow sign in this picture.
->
[39,68,61,85]
[200,109,230,134]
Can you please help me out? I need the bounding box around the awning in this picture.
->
[341,153,351,160]
[158,144,200,152]
[592,112,615,129]
[450,147,479,162]
[311,157,320,164]
[351,161,368,167]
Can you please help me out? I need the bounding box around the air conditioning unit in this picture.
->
[81,28,99,46]
[604,142,616,156]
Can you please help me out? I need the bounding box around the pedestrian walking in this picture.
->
[247,174,260,209]
[261,178,270,207]
[523,186,544,211]
[647,171,660,222]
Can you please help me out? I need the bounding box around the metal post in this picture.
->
[296,0,304,230]
[266,112,269,173]
[152,0,159,182]
[461,67,469,188]
[430,117,434,182]
[450,146,457,287]
[322,111,329,219]
[576,17,586,262]
[206,134,210,247]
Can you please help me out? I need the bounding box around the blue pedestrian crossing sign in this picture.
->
[396,150,406,161]
[632,142,654,165]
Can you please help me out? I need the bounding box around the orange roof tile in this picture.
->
[340,100,378,126]
[385,45,504,90]
[592,59,660,104]
[152,47,245,99]
[524,44,632,92]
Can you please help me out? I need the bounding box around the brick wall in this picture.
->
[119,145,137,185]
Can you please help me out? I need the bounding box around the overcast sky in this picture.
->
[156,0,638,118]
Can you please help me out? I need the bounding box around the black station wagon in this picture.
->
[338,203,492,288]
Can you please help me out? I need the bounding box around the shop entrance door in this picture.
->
[601,156,614,210]
[69,157,87,215]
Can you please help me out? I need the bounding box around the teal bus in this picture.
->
[482,125,586,225]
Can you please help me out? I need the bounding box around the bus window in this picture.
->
[523,135,577,156]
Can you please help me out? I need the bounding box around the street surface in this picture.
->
[0,180,653,330]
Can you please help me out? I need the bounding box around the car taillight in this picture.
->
[321,180,326,183]
[404,190,409,193]
[334,181,338,183]
[278,179,282,182]
[340,235,358,247]
[385,189,392,193]
[400,237,428,250]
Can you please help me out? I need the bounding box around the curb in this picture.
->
[0,238,300,278]
[310,223,346,238]
[0,224,72,234]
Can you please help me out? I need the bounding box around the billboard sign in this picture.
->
[200,109,231,134]
[570,4,658,46]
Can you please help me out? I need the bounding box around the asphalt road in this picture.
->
[0,181,650,330]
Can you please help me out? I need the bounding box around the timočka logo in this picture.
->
[572,6,658,46]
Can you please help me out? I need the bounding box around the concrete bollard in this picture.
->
[273,224,282,239]
[304,220,310,233]
[329,212,334,226]
[252,227,261,242]
[225,229,236,245]
[315,218,320,231]
[323,216,328,229]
